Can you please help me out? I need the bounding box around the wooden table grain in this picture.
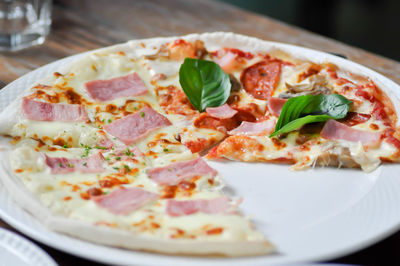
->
[1,0,400,265]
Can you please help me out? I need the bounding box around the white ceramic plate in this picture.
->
[0,227,57,266]
[1,39,400,266]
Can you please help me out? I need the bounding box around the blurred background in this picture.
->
[219,0,400,61]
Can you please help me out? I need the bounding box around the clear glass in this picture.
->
[0,0,51,51]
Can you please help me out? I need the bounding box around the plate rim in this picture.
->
[0,227,57,266]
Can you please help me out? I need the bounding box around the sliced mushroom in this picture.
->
[229,74,241,92]
[279,74,332,98]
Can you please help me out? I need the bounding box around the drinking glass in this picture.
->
[0,0,52,51]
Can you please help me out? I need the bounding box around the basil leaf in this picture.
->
[270,94,352,137]
[179,58,231,112]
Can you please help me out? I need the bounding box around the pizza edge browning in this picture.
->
[0,32,399,257]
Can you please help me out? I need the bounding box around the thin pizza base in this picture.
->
[0,148,271,257]
[0,32,399,257]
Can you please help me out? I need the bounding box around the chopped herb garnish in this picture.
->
[112,166,120,170]
[103,191,109,195]
[66,163,74,168]
[101,119,105,122]
[115,157,121,161]
[140,111,145,117]
[108,119,112,123]
[58,162,63,167]
[82,162,88,166]
[163,148,169,152]
[94,145,107,150]
[62,144,69,148]
[124,148,134,156]
[81,144,92,158]
[123,165,131,172]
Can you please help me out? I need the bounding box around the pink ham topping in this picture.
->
[320,119,382,146]
[85,72,148,102]
[228,120,275,136]
[166,197,236,216]
[147,157,217,185]
[94,187,158,215]
[205,104,238,119]
[22,98,88,122]
[268,97,287,117]
[103,106,171,145]
[96,137,114,150]
[44,152,105,174]
[214,51,237,72]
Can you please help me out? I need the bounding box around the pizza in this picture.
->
[0,32,399,257]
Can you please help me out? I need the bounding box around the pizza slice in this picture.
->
[206,50,400,172]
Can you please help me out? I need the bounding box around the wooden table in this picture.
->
[1,0,399,265]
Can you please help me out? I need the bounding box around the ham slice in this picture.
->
[320,119,382,146]
[94,187,158,215]
[268,97,287,117]
[228,120,275,136]
[22,98,88,122]
[96,137,114,150]
[103,106,171,145]
[214,51,237,72]
[147,157,217,185]
[166,197,235,216]
[85,73,148,102]
[44,152,105,174]
[206,104,238,119]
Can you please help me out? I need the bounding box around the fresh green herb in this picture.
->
[163,148,169,152]
[270,94,352,137]
[62,144,69,148]
[66,163,74,168]
[140,112,145,117]
[179,58,231,112]
[123,165,131,172]
[108,119,112,123]
[94,145,107,150]
[124,148,134,156]
[82,162,88,166]
[58,162,63,167]
[112,166,120,170]
[115,156,121,161]
[80,144,92,158]
[103,191,109,195]
[101,118,105,123]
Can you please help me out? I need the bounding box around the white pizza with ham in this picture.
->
[0,32,400,257]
